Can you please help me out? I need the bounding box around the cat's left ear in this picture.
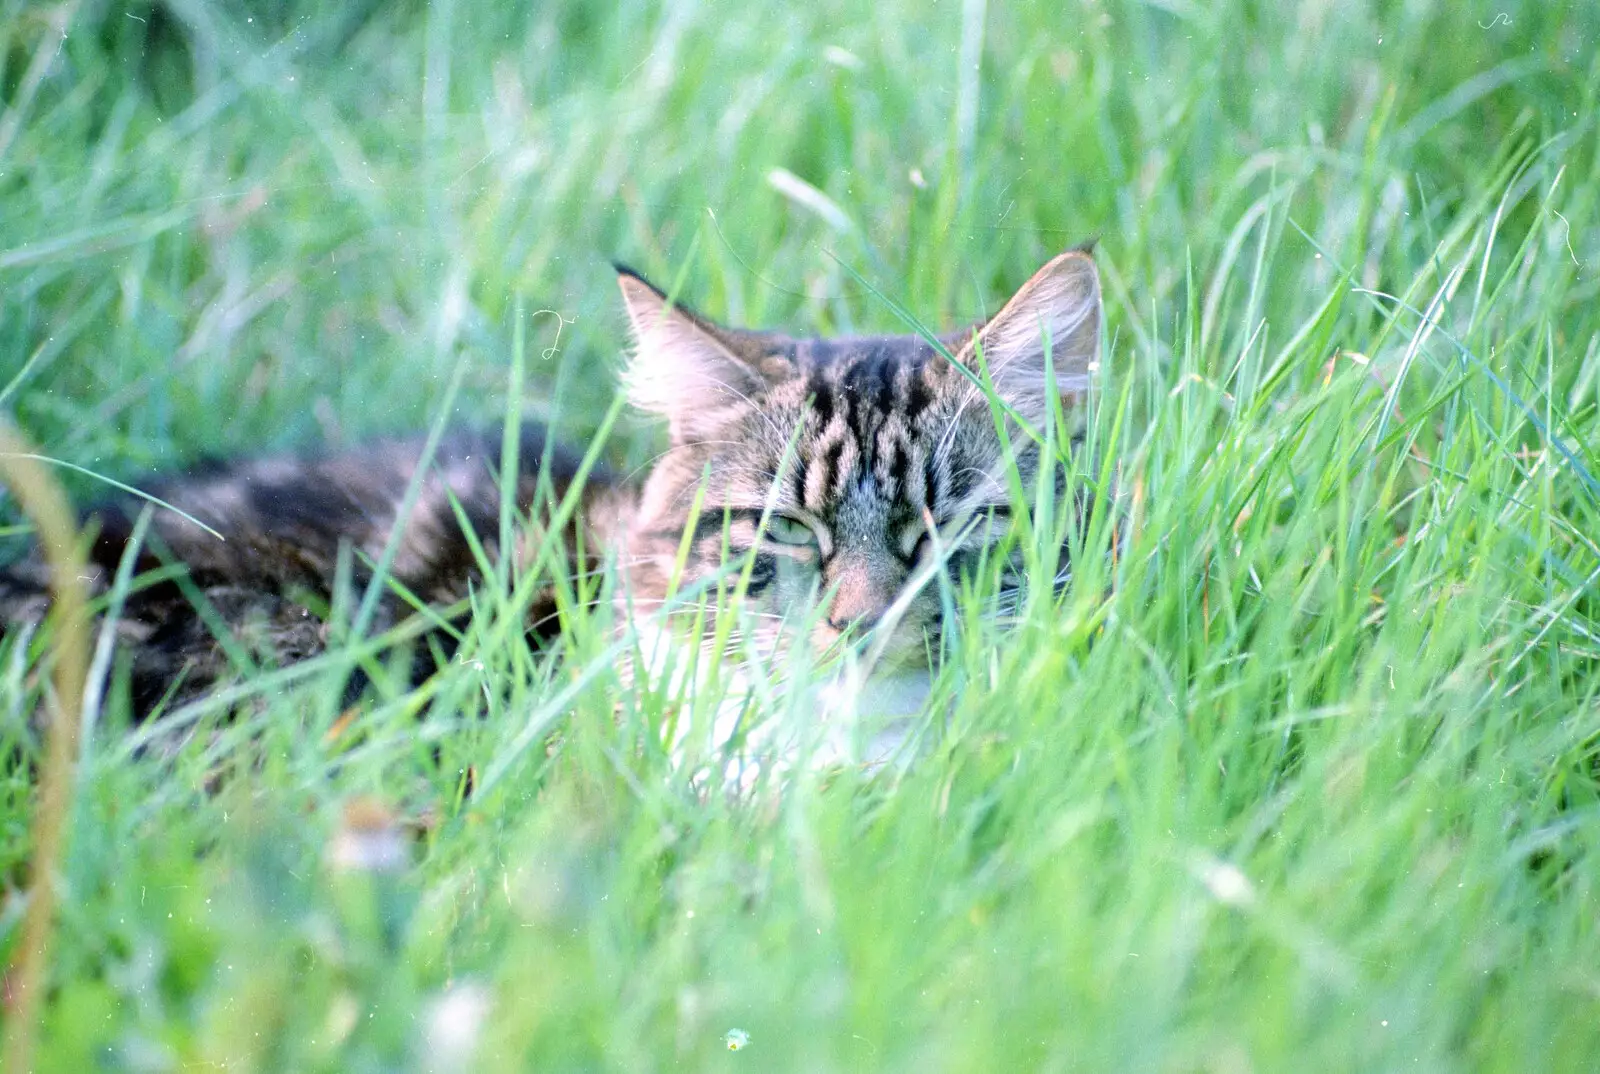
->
[615,267,793,444]
[960,249,1102,425]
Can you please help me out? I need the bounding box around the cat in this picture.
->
[0,248,1103,761]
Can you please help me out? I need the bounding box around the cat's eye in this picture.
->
[972,507,1013,543]
[763,513,817,546]
[907,506,1013,562]
[899,522,936,563]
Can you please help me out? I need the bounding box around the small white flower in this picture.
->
[426,982,492,1069]
[326,797,406,874]
[1190,854,1255,908]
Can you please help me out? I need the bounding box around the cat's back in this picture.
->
[87,425,604,597]
[1,423,619,716]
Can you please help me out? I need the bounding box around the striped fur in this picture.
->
[615,250,1102,676]
[1,249,1102,722]
[1,428,620,716]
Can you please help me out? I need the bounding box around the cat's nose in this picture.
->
[823,565,891,634]
[826,608,882,634]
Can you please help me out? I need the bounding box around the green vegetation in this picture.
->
[4,0,1600,1069]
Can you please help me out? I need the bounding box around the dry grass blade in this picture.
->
[0,424,91,1074]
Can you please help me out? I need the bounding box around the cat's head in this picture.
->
[615,250,1102,669]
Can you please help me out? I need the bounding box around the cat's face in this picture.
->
[616,251,1102,671]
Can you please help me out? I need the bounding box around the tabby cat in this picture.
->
[1,249,1103,754]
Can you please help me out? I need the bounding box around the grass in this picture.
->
[3,0,1600,1069]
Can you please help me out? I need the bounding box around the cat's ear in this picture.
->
[616,267,788,444]
[960,250,1102,426]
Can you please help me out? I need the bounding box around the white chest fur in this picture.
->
[628,618,934,789]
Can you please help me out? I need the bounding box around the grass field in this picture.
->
[4,0,1600,1069]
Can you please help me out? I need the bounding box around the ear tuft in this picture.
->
[962,250,1103,426]
[617,270,777,445]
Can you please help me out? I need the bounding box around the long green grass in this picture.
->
[4,0,1600,1069]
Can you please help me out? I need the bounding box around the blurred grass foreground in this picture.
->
[3,0,1600,1070]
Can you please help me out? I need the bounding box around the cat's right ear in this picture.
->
[959,249,1102,428]
[616,267,778,444]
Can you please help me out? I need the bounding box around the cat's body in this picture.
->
[2,428,625,714]
[1,250,1103,754]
